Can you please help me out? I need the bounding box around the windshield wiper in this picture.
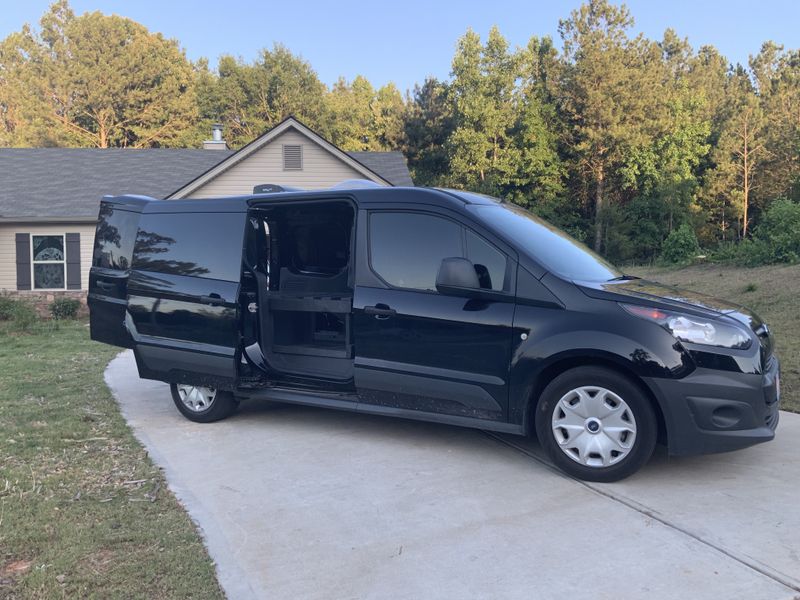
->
[607,274,641,282]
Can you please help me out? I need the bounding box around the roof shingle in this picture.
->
[0,147,413,220]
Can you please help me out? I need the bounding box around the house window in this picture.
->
[32,234,66,289]
[283,144,303,170]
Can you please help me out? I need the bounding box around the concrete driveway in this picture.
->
[105,350,800,600]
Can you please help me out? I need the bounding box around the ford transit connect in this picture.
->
[88,185,780,481]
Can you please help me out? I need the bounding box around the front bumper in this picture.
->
[643,356,780,456]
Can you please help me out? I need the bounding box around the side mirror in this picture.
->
[436,257,480,296]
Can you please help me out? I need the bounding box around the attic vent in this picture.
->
[283,144,303,170]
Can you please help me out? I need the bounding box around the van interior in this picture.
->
[243,200,355,382]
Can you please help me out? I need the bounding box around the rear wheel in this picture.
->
[535,367,657,482]
[170,383,238,423]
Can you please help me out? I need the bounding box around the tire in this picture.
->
[170,383,238,423]
[535,366,657,483]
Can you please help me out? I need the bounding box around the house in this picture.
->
[0,117,412,308]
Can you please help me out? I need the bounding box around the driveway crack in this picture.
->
[483,431,800,595]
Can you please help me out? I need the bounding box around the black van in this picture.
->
[88,185,780,482]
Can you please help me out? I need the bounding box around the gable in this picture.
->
[168,118,400,199]
[186,129,373,198]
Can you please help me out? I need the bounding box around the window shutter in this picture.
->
[66,232,81,290]
[283,144,303,170]
[15,233,31,290]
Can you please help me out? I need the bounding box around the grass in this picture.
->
[632,262,799,413]
[0,320,224,599]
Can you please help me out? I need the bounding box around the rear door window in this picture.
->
[93,204,140,270]
[132,213,246,282]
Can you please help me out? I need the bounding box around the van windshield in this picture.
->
[467,203,622,282]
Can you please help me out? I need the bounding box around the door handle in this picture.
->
[364,304,396,319]
[96,280,115,291]
[200,293,223,306]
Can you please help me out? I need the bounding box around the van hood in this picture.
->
[582,278,741,314]
[578,277,769,335]
[580,277,775,359]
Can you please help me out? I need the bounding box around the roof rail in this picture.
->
[252,184,305,194]
[329,179,383,190]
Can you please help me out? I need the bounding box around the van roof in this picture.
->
[104,186,503,214]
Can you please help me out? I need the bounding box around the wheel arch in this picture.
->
[522,354,668,446]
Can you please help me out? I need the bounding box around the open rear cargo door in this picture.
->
[88,196,147,348]
[125,203,248,390]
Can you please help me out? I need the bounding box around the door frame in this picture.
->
[352,201,519,422]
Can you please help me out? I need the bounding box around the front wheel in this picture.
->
[170,383,238,423]
[535,367,657,482]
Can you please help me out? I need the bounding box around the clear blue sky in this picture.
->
[2,0,799,94]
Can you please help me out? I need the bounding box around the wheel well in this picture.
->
[526,356,667,445]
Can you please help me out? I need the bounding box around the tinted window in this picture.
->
[93,204,140,270]
[468,204,621,282]
[132,213,245,281]
[370,212,462,291]
[466,230,507,291]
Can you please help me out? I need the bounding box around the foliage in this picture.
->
[403,77,454,185]
[0,1,197,147]
[660,223,700,264]
[751,198,800,262]
[50,296,81,319]
[197,45,329,147]
[0,295,37,330]
[3,1,800,265]
[326,76,405,150]
[0,293,15,320]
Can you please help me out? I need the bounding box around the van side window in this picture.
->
[465,229,507,291]
[93,204,139,270]
[369,212,462,291]
[132,213,245,281]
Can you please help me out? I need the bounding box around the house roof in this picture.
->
[349,151,414,187]
[0,138,413,221]
[166,116,406,198]
[0,148,234,221]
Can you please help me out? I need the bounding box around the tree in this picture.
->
[198,44,328,148]
[447,27,521,190]
[323,76,407,151]
[0,1,198,148]
[705,68,766,238]
[558,0,663,251]
[403,77,454,185]
[506,36,565,209]
[751,43,800,203]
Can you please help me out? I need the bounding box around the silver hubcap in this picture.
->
[176,385,217,413]
[551,386,637,468]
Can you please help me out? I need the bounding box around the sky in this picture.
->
[1,0,799,94]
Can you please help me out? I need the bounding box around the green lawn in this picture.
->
[633,262,799,413]
[0,320,223,599]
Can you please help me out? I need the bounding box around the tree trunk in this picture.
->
[593,168,605,252]
[742,119,749,238]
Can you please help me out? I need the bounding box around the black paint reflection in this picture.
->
[133,229,210,277]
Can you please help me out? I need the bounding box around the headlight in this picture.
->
[621,303,752,349]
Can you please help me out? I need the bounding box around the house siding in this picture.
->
[0,223,96,292]
[189,130,370,198]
